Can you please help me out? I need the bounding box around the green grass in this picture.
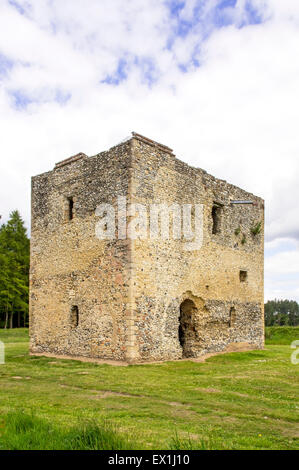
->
[0,411,133,450]
[0,328,298,450]
[265,326,299,345]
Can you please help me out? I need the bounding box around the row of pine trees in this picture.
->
[264,299,299,326]
[0,210,298,329]
[0,211,30,328]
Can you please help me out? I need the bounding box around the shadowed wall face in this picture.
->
[30,142,133,361]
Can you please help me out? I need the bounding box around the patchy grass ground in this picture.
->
[0,328,298,450]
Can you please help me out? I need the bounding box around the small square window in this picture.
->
[239,270,248,282]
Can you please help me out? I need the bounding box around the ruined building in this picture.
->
[30,132,264,363]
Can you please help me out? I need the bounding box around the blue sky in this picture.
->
[0,0,299,301]
[100,0,265,84]
[0,53,14,78]
[2,0,267,97]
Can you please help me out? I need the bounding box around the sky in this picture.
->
[0,0,298,301]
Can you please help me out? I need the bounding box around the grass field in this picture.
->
[265,326,299,345]
[0,327,298,450]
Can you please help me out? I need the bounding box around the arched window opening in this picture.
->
[229,307,236,328]
[179,299,198,357]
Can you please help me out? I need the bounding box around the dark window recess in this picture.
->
[70,305,79,328]
[229,307,236,327]
[68,197,74,220]
[239,270,248,282]
[179,299,198,358]
[212,205,222,234]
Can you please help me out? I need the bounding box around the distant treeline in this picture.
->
[0,211,29,328]
[264,299,299,326]
[0,211,299,329]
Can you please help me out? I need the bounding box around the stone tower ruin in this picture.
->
[29,132,264,363]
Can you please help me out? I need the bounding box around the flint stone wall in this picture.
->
[30,133,264,363]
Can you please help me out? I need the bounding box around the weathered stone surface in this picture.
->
[29,133,264,363]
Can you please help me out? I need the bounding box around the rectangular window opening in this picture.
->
[212,204,222,234]
[70,305,79,328]
[68,197,74,220]
[239,270,248,282]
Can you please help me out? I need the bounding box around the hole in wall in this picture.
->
[68,197,74,220]
[239,270,248,282]
[70,305,79,328]
[179,299,198,358]
[212,204,222,234]
[229,307,236,327]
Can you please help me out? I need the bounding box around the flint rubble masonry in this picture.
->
[29,132,264,363]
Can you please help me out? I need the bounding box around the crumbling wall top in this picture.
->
[131,132,174,155]
[54,152,88,170]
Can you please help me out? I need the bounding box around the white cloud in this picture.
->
[252,0,299,23]
[0,0,298,299]
[264,277,299,302]
[264,238,299,301]
[266,249,299,275]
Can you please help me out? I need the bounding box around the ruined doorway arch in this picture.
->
[179,299,198,358]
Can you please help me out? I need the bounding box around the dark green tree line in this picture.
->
[264,299,299,326]
[0,211,30,328]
